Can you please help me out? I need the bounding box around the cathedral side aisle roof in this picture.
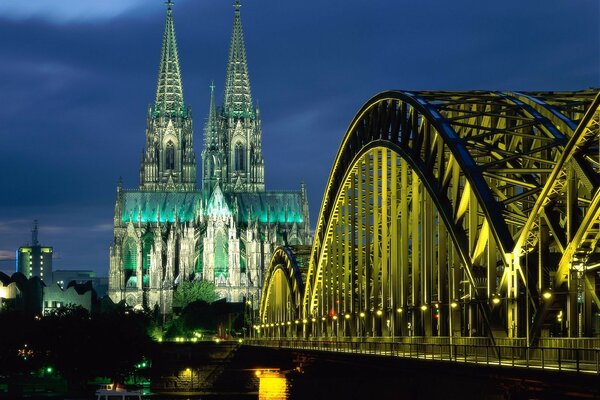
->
[121,191,200,223]
[225,192,304,224]
[119,190,304,224]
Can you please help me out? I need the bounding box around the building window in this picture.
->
[234,143,245,171]
[166,141,175,170]
[122,239,137,272]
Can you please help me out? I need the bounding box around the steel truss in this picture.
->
[259,90,600,343]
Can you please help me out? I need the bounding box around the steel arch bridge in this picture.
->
[258,90,600,344]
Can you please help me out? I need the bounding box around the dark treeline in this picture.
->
[0,305,151,392]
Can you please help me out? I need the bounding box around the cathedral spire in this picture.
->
[223,0,253,117]
[154,0,184,116]
[205,81,218,144]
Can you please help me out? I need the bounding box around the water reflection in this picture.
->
[256,369,289,400]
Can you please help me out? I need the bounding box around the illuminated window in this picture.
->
[234,143,245,171]
[123,238,137,271]
[165,141,175,170]
[142,233,153,276]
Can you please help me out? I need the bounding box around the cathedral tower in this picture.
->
[202,0,265,194]
[140,0,196,191]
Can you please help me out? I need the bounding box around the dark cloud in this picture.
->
[0,0,598,275]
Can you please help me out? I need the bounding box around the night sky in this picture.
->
[0,0,598,275]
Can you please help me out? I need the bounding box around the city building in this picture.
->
[53,270,108,298]
[16,221,53,285]
[0,271,97,315]
[108,1,311,314]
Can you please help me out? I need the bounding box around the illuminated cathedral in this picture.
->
[108,1,310,313]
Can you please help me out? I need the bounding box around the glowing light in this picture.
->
[294,320,299,324]
[238,339,243,343]
[344,314,350,320]
[396,307,403,313]
[302,319,308,324]
[311,318,316,322]
[542,291,552,300]
[492,297,501,305]
[359,312,365,318]
[321,317,326,321]
[376,310,383,316]
[450,302,458,309]
[420,305,428,311]
[332,315,338,320]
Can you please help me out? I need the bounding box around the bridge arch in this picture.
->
[260,90,599,341]
[259,245,311,338]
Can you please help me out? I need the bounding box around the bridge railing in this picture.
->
[245,338,600,374]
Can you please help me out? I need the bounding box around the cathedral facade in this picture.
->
[108,1,310,313]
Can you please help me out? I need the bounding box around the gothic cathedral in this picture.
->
[108,1,311,313]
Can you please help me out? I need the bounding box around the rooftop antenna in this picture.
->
[31,220,39,246]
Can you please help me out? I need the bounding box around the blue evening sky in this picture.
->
[0,0,598,275]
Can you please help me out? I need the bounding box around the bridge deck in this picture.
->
[246,338,600,374]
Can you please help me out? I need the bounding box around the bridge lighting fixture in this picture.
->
[542,291,552,300]
[492,294,501,305]
[332,315,338,320]
[303,319,308,324]
[359,312,366,318]
[420,305,428,311]
[396,307,403,313]
[434,303,439,309]
[376,309,383,316]
[345,314,350,319]
[321,317,326,321]
[450,302,458,309]
[311,318,316,322]
[286,321,291,325]
[295,320,300,324]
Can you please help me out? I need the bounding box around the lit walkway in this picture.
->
[246,339,600,374]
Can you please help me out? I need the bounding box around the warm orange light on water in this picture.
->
[257,369,288,399]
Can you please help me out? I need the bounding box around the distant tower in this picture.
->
[202,0,265,194]
[17,220,53,285]
[140,0,196,191]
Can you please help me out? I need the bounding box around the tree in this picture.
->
[173,280,219,309]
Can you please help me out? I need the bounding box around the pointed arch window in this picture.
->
[166,141,175,170]
[122,238,137,272]
[234,143,245,171]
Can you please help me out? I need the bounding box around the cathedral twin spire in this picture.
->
[142,0,263,193]
[223,0,253,117]
[139,0,194,191]
[154,0,185,117]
